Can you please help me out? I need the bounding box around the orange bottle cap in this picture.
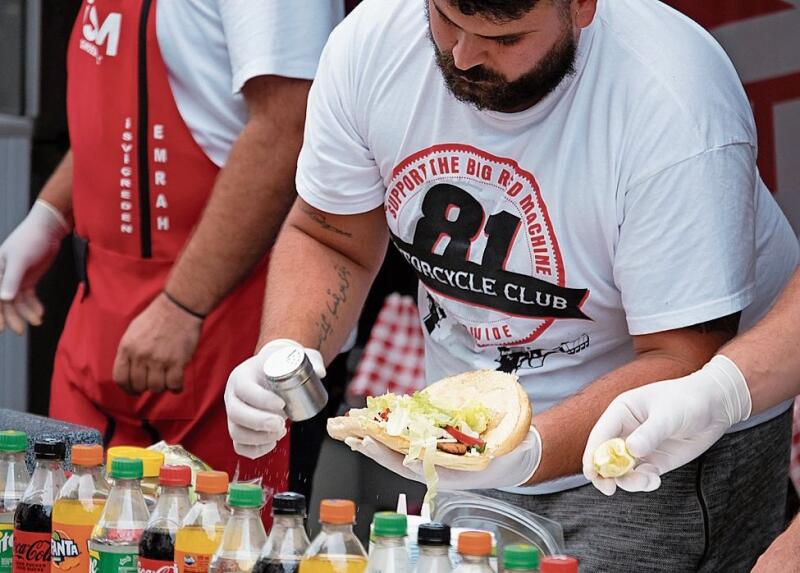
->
[458,531,492,556]
[71,444,103,467]
[319,499,356,524]
[196,471,229,494]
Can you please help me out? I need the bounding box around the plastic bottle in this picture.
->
[0,431,29,573]
[175,471,230,573]
[14,439,66,572]
[412,523,450,573]
[138,465,192,572]
[51,444,109,573]
[208,483,266,572]
[253,492,310,573]
[539,556,578,573]
[390,495,429,570]
[106,447,164,511]
[367,513,407,573]
[299,499,368,573]
[451,532,492,573]
[502,545,540,573]
[89,457,150,573]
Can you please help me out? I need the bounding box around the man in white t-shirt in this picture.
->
[0,0,342,507]
[224,0,799,567]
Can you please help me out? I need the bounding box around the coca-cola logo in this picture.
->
[137,562,177,573]
[14,539,51,561]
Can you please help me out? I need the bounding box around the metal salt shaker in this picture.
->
[262,345,328,421]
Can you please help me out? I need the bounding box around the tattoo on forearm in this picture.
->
[687,312,741,335]
[314,264,352,349]
[300,205,353,238]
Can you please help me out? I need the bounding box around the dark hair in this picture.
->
[447,0,567,21]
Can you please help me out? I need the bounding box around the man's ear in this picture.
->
[572,0,598,29]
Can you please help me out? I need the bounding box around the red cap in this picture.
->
[540,556,578,573]
[159,464,192,487]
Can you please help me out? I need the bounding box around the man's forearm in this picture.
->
[166,77,309,315]
[258,221,383,363]
[39,150,74,224]
[723,267,800,415]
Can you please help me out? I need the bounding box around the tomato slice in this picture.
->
[445,426,485,448]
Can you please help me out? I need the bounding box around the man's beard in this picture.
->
[430,25,578,113]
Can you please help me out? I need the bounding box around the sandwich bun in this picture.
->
[327,369,531,471]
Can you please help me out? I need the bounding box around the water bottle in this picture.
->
[0,431,28,573]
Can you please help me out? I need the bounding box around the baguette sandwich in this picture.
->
[327,370,532,471]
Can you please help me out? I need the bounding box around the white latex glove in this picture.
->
[225,339,326,459]
[345,426,542,490]
[582,355,752,496]
[0,200,71,334]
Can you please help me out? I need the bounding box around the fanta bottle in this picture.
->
[88,457,149,573]
[0,431,29,573]
[51,444,109,573]
[174,471,230,573]
[299,500,368,573]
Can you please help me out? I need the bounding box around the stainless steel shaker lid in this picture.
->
[263,345,309,382]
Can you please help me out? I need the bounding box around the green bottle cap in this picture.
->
[0,431,27,453]
[504,545,541,571]
[373,512,407,537]
[228,483,263,508]
[110,457,144,480]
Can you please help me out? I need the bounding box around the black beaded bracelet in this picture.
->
[162,290,206,320]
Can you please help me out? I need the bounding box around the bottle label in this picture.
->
[0,524,13,573]
[51,523,93,572]
[137,557,177,573]
[12,530,51,572]
[173,550,210,573]
[88,549,138,573]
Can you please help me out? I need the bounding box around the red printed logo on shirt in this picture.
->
[387,144,591,350]
[79,0,123,63]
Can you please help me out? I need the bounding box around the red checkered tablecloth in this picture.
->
[348,293,426,401]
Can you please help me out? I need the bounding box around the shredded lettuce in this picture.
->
[364,391,492,509]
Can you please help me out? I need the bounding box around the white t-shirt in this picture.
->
[156,0,344,166]
[297,0,799,493]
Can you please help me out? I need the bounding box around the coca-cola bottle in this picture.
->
[137,465,192,573]
[13,439,66,573]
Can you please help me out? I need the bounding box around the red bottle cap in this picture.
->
[159,464,192,487]
[540,555,579,572]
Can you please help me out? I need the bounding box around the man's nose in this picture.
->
[451,32,487,71]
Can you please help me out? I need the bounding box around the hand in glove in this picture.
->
[225,339,326,459]
[0,200,71,334]
[582,355,751,496]
[344,426,542,490]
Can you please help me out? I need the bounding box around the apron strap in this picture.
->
[72,233,90,299]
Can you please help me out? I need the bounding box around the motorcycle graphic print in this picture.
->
[386,144,591,348]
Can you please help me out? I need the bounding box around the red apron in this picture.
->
[51,0,288,508]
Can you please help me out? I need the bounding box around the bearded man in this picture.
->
[224,1,799,569]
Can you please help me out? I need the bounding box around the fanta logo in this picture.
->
[80,0,122,62]
[52,530,81,569]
